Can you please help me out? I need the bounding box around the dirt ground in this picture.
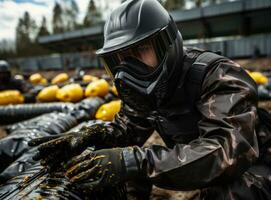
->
[149,186,200,200]
[259,100,271,110]
[0,127,6,139]
[235,58,271,71]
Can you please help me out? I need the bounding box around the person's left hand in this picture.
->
[64,147,126,190]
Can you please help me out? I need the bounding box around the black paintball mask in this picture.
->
[100,24,182,113]
[96,0,183,113]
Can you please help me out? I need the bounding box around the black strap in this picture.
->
[186,51,228,105]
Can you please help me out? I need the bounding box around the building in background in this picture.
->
[8,0,271,72]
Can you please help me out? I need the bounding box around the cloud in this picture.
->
[0,0,53,40]
[14,0,48,6]
[0,0,121,41]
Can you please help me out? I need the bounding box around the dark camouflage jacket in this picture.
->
[101,50,271,199]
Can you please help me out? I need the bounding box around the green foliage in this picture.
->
[164,0,186,10]
[65,0,79,31]
[0,48,16,60]
[15,12,37,56]
[37,16,50,38]
[14,12,51,58]
[83,0,102,27]
[53,2,64,34]
[52,0,79,33]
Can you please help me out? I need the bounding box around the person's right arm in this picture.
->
[28,102,154,166]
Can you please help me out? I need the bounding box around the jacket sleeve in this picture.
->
[92,102,155,148]
[123,60,259,190]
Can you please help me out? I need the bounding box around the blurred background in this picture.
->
[0,0,270,73]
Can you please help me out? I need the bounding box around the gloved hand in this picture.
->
[64,147,129,190]
[28,123,109,168]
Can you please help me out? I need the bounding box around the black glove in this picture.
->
[64,147,129,191]
[28,123,109,168]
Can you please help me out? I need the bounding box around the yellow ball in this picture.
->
[95,100,121,121]
[51,73,69,84]
[0,90,24,105]
[40,78,48,84]
[258,76,269,85]
[29,73,43,84]
[82,75,99,83]
[85,79,110,97]
[56,84,84,102]
[37,85,59,102]
[249,72,269,85]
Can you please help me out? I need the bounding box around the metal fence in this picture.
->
[8,33,271,72]
[185,33,271,58]
[9,51,100,72]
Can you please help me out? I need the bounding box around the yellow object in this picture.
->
[0,90,24,105]
[40,78,48,84]
[83,75,99,83]
[51,73,69,84]
[110,85,118,96]
[258,75,269,85]
[248,71,269,85]
[95,100,121,121]
[29,73,43,84]
[85,79,110,97]
[56,83,83,102]
[37,85,59,102]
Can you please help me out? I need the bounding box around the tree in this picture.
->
[52,0,79,32]
[0,39,16,59]
[64,0,79,31]
[164,0,186,10]
[15,12,37,56]
[16,18,25,52]
[37,16,50,38]
[52,2,64,33]
[22,11,37,40]
[195,0,202,7]
[15,12,50,57]
[83,0,102,27]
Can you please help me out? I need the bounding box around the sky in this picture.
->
[0,0,121,41]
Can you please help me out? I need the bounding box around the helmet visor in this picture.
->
[100,30,171,78]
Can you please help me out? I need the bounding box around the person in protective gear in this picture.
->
[29,0,271,199]
[0,60,11,83]
[0,60,29,92]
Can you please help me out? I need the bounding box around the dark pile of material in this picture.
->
[0,163,127,200]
